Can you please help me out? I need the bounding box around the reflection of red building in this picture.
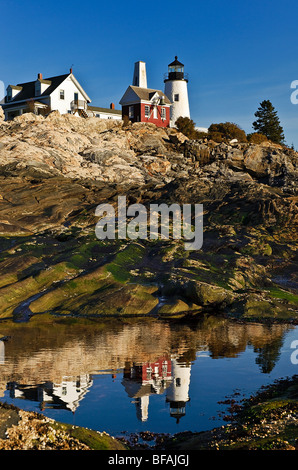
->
[122,356,172,422]
[124,356,171,383]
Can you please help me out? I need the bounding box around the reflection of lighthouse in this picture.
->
[166,358,191,423]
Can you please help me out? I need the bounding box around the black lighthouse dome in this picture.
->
[164,56,188,82]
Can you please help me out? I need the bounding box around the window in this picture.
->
[60,90,65,100]
[176,378,181,387]
[161,107,166,119]
[35,83,41,96]
[174,94,179,102]
[145,105,150,117]
[74,92,78,101]
[129,106,134,118]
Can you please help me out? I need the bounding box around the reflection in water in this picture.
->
[0,316,296,431]
[7,375,93,413]
[122,355,192,423]
[254,335,284,374]
[122,356,172,422]
[165,358,191,424]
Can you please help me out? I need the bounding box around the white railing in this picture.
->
[71,100,87,111]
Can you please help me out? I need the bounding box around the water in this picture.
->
[0,316,297,438]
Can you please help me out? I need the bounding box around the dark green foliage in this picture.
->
[252,100,285,144]
[175,116,200,139]
[208,122,247,143]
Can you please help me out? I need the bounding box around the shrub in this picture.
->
[208,122,247,143]
[122,115,130,128]
[175,116,200,139]
[247,132,268,144]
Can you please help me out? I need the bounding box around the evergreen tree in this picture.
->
[252,100,285,144]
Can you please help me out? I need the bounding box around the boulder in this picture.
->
[184,141,211,164]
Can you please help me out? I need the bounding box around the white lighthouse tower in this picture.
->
[164,56,190,127]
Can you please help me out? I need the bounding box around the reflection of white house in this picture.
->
[166,358,191,423]
[1,70,122,121]
[49,375,92,412]
[8,375,93,413]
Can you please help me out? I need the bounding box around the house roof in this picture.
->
[88,105,122,114]
[120,85,171,105]
[5,74,70,104]
[3,73,91,106]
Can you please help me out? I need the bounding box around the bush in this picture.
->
[122,115,130,128]
[247,132,268,144]
[175,116,199,139]
[208,122,247,143]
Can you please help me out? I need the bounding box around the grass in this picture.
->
[52,422,127,450]
[105,242,146,283]
[267,287,298,304]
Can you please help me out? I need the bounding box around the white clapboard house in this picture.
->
[1,69,122,121]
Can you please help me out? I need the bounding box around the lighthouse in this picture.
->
[164,56,190,127]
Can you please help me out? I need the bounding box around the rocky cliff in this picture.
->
[0,112,297,321]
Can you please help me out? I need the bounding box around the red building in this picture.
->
[119,61,171,127]
[120,86,171,127]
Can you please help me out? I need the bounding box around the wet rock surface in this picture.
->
[0,402,126,450]
[0,112,296,321]
[0,113,297,450]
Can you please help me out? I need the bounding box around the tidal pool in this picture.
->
[0,315,297,438]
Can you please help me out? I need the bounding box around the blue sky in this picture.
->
[1,0,298,147]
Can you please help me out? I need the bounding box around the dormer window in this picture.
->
[6,85,22,101]
[35,74,51,96]
[35,81,41,96]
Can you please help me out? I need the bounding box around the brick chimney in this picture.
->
[38,73,43,80]
[110,103,115,109]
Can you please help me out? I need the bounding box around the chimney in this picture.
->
[110,103,115,110]
[132,61,147,88]
[70,68,73,74]
[38,73,43,80]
